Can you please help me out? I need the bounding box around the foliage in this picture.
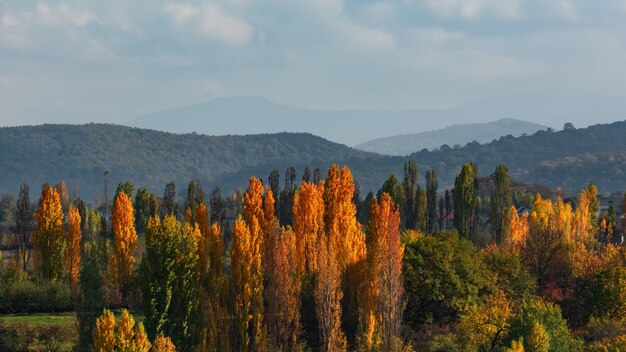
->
[403,231,490,326]
[33,184,65,281]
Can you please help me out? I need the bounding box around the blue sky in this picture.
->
[1,0,626,127]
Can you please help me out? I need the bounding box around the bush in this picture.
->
[0,321,32,352]
[0,280,72,314]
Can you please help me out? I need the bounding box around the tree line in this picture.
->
[1,161,626,351]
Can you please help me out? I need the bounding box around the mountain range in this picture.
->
[129,95,626,148]
[355,118,547,155]
[2,121,626,201]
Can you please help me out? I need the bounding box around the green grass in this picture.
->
[0,312,77,351]
[0,312,77,327]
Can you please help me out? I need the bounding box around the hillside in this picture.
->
[0,124,400,200]
[2,121,626,200]
[355,118,547,155]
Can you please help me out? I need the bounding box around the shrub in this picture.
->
[0,280,72,314]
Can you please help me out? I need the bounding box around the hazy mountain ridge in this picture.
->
[2,121,626,200]
[355,118,548,155]
[129,95,626,147]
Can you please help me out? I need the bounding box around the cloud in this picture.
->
[550,0,578,20]
[421,0,522,20]
[36,3,99,27]
[164,2,253,44]
[359,2,396,22]
[340,22,395,50]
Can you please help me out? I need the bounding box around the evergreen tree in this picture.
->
[77,244,104,352]
[163,182,177,216]
[401,160,418,230]
[15,182,33,272]
[490,165,513,244]
[426,170,438,233]
[135,187,151,234]
[209,186,223,225]
[453,163,479,239]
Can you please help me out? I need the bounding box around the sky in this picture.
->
[1,0,626,127]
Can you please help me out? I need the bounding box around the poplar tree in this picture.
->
[33,184,65,280]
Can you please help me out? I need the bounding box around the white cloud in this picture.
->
[340,22,395,50]
[410,27,466,45]
[164,2,253,44]
[550,0,578,20]
[36,3,99,27]
[163,3,197,25]
[422,0,522,20]
[360,2,396,22]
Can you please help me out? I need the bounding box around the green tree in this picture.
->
[15,182,33,272]
[379,174,401,206]
[453,163,479,239]
[403,231,490,326]
[116,181,135,202]
[490,165,513,244]
[426,170,438,233]
[76,244,104,352]
[402,160,418,230]
[134,188,151,234]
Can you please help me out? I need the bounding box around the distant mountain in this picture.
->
[2,120,626,201]
[128,95,626,147]
[355,119,548,156]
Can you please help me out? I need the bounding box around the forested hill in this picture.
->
[0,124,401,199]
[1,121,626,199]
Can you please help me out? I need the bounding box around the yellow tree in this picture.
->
[323,165,366,343]
[505,206,529,251]
[109,192,138,300]
[364,193,404,350]
[458,291,513,351]
[33,184,65,280]
[293,180,325,274]
[266,229,301,351]
[231,216,265,352]
[195,202,229,352]
[66,204,82,288]
[315,233,346,352]
[153,336,176,352]
[92,309,151,352]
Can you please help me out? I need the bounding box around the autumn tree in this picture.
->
[66,204,82,289]
[453,163,479,239]
[458,291,512,351]
[266,229,302,351]
[196,203,229,352]
[363,193,405,350]
[231,215,265,351]
[92,309,151,352]
[268,168,281,215]
[293,181,325,274]
[33,184,65,281]
[315,233,346,352]
[184,180,204,218]
[490,164,513,244]
[109,192,137,301]
[505,206,529,251]
[153,336,177,352]
[323,165,366,344]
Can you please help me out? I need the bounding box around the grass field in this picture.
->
[0,312,78,351]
